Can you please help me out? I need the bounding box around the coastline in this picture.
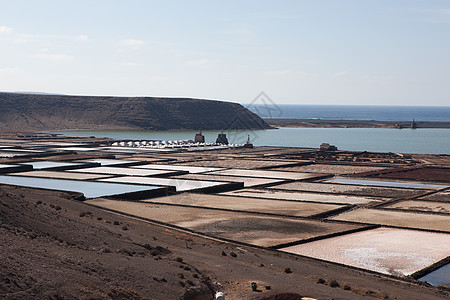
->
[264,118,450,129]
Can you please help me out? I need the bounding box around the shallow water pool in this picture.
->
[0,175,165,198]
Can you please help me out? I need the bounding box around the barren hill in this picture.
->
[1,184,447,299]
[0,93,270,132]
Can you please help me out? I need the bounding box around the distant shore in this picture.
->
[264,118,450,129]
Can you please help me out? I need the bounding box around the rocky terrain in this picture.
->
[1,184,448,300]
[0,93,270,132]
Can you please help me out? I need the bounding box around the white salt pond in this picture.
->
[0,152,27,158]
[325,178,448,190]
[13,170,113,181]
[132,163,224,174]
[69,166,184,177]
[281,227,450,276]
[331,208,450,232]
[210,169,323,180]
[78,159,143,166]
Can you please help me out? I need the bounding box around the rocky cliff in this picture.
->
[0,93,270,132]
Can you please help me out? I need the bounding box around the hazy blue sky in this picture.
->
[1,1,449,105]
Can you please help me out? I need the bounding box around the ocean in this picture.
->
[49,105,450,155]
[246,104,450,122]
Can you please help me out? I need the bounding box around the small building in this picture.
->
[320,143,338,151]
[194,130,205,143]
[243,135,253,148]
[216,133,229,145]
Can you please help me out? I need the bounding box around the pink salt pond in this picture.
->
[281,227,450,276]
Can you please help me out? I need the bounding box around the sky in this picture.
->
[1,0,449,106]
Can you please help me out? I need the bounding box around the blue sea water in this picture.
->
[246,104,450,122]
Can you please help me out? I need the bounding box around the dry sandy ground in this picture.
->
[209,169,323,181]
[2,184,449,300]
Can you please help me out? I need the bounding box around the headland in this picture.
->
[265,118,450,129]
[0,92,270,132]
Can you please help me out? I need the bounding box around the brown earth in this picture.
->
[1,184,449,299]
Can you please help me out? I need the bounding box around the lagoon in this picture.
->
[48,127,450,155]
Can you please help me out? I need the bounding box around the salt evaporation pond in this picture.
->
[133,164,224,174]
[221,188,385,205]
[19,161,83,170]
[78,159,143,166]
[210,169,323,180]
[419,263,450,286]
[85,199,363,247]
[100,176,238,192]
[0,175,166,198]
[325,178,448,189]
[69,166,184,177]
[281,227,450,276]
[14,170,113,181]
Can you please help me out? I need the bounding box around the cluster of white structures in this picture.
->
[110,140,243,149]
